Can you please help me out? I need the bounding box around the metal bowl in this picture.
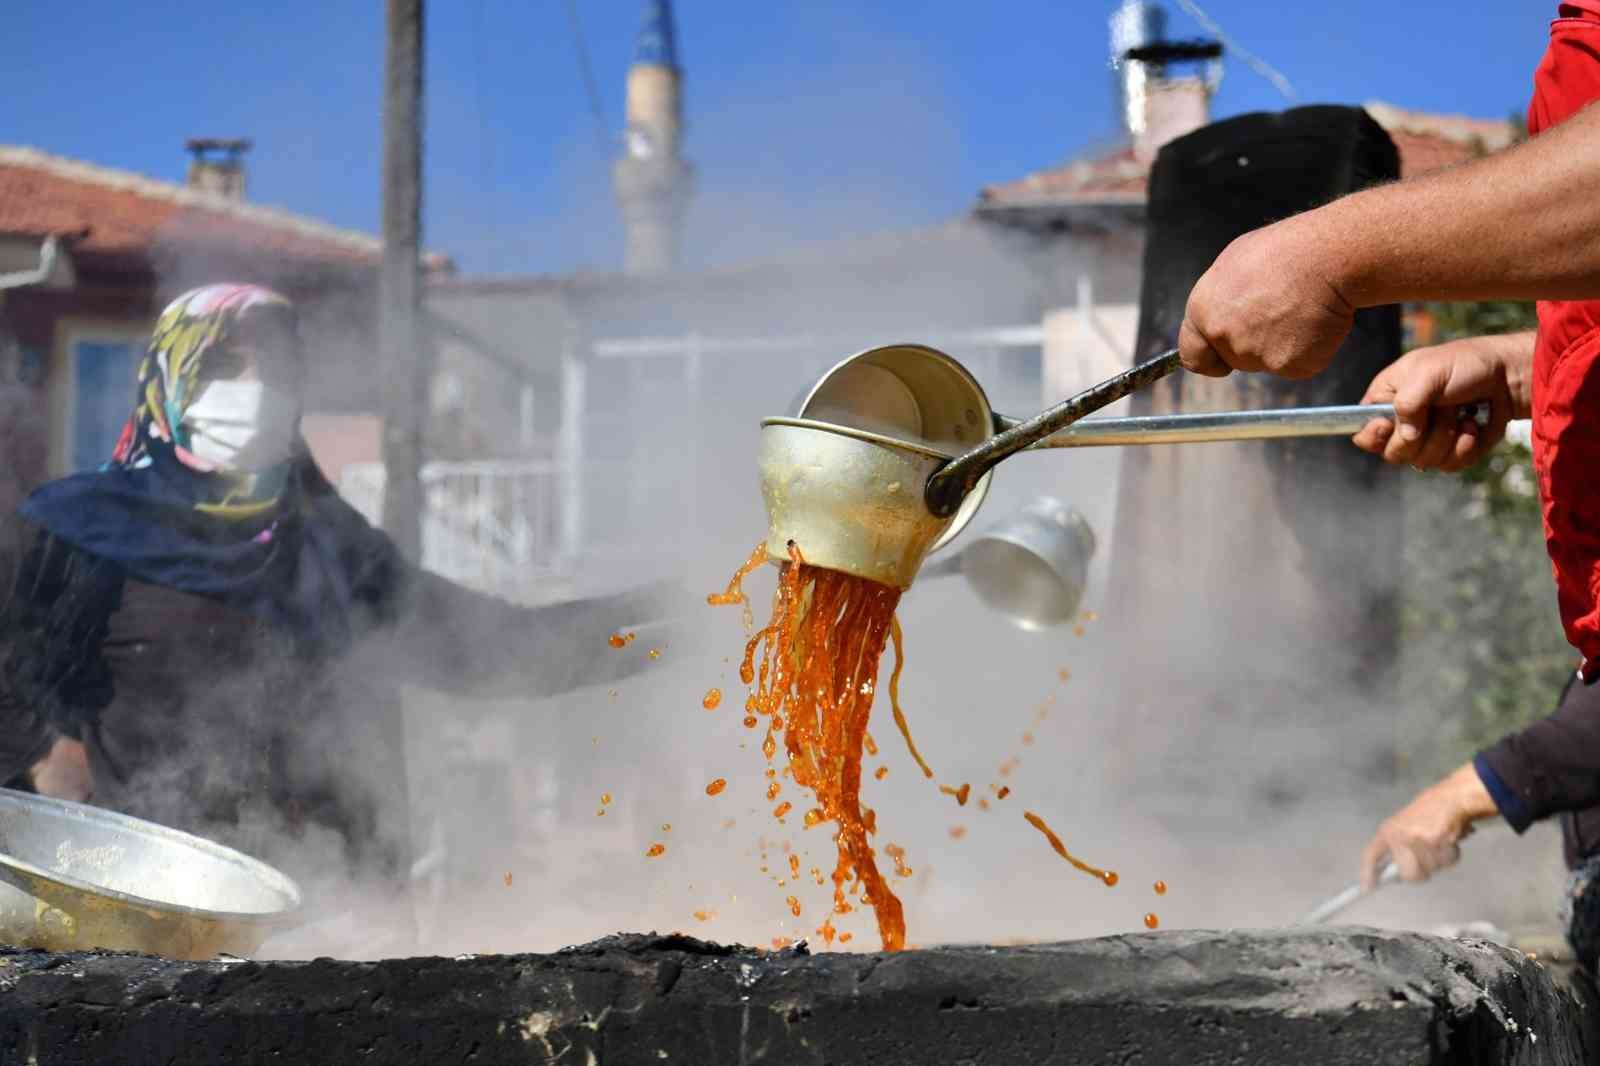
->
[794,344,995,555]
[961,499,1097,630]
[759,417,955,589]
[0,789,302,959]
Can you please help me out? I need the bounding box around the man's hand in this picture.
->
[1352,333,1534,471]
[1360,762,1500,892]
[1179,218,1358,379]
[29,736,92,803]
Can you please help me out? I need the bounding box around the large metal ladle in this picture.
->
[760,344,1479,589]
[759,348,1183,588]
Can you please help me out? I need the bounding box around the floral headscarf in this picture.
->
[109,283,297,517]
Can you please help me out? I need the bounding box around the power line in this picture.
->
[561,0,610,153]
[1171,0,1297,103]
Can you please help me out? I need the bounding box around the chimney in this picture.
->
[1109,1,1168,137]
[1135,76,1212,164]
[185,138,252,200]
[1113,15,1224,164]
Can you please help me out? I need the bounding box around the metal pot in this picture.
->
[0,789,302,959]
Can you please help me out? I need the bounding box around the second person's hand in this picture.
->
[1351,332,1533,471]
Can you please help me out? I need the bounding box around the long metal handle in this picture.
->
[1012,403,1398,448]
[925,348,1183,517]
[1299,861,1401,925]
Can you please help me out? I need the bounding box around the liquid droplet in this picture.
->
[1144,912,1159,929]
[703,688,722,710]
[706,778,727,796]
[646,843,666,858]
[1153,880,1167,896]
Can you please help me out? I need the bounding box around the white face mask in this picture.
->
[182,379,301,472]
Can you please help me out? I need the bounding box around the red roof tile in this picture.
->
[979,101,1519,209]
[0,147,453,276]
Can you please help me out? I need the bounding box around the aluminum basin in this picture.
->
[0,788,301,959]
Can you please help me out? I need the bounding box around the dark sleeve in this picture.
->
[1475,670,1600,832]
[0,529,121,783]
[378,563,693,701]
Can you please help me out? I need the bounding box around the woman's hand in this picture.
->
[29,736,92,802]
[1359,762,1500,891]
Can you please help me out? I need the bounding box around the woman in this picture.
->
[0,283,676,897]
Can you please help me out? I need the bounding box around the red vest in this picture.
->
[1529,2,1600,679]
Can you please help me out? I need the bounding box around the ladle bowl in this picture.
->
[959,499,1096,630]
[795,344,995,556]
[759,417,955,588]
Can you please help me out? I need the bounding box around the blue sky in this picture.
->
[7,2,1547,276]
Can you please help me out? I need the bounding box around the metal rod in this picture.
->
[1010,403,1399,448]
[1299,861,1400,925]
[924,348,1183,517]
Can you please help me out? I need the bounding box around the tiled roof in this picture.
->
[0,147,453,275]
[979,101,1519,209]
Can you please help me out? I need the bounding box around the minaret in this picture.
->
[614,0,694,275]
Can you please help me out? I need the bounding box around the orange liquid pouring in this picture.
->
[1023,810,1115,887]
[708,541,767,630]
[887,619,934,779]
[718,542,910,951]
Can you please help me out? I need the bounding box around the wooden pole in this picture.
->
[379,0,426,560]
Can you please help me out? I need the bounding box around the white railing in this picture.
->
[340,459,569,599]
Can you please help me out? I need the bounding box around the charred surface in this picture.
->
[0,928,1588,1065]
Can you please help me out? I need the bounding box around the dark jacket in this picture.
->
[1476,671,1600,867]
[0,524,677,887]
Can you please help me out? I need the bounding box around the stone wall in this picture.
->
[0,929,1591,1065]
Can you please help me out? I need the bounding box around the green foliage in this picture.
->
[1395,301,1574,781]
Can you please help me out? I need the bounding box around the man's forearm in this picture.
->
[1293,101,1600,308]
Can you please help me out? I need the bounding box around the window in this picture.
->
[71,340,137,471]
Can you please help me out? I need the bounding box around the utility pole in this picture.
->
[380,0,426,560]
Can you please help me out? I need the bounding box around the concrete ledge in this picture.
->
[0,928,1591,1065]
